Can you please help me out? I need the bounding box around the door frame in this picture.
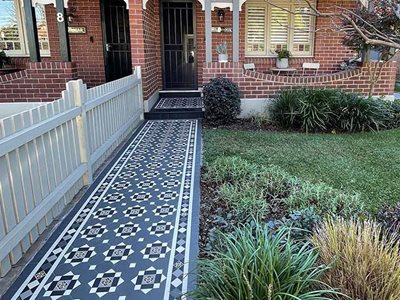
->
[160,0,198,90]
[100,0,132,82]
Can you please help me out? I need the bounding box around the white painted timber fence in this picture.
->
[0,66,144,277]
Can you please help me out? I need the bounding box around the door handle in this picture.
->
[106,44,112,52]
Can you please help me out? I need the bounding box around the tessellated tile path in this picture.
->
[4,119,201,300]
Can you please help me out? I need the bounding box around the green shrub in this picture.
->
[383,99,400,128]
[270,89,301,129]
[313,218,400,300]
[203,77,241,125]
[207,156,364,219]
[267,207,322,241]
[286,181,364,219]
[271,88,393,132]
[298,88,338,132]
[192,225,340,300]
[333,93,387,132]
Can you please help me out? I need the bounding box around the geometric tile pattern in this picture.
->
[43,272,81,299]
[6,120,199,300]
[132,267,166,294]
[155,97,203,109]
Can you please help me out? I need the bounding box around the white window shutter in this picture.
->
[269,6,289,52]
[292,7,313,54]
[246,6,266,54]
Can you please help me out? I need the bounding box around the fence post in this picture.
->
[135,66,145,120]
[67,80,93,185]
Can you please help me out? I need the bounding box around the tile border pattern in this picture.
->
[5,120,199,300]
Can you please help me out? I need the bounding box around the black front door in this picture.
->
[102,0,132,81]
[161,1,197,89]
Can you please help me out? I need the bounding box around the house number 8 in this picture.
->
[57,12,64,23]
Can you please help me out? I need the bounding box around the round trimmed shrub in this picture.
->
[203,77,241,125]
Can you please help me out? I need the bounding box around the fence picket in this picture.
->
[0,68,143,277]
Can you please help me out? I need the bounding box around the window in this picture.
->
[246,0,315,57]
[0,0,50,56]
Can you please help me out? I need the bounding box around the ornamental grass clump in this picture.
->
[192,225,340,300]
[312,218,400,300]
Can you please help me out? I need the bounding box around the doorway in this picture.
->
[161,1,197,90]
[102,0,132,81]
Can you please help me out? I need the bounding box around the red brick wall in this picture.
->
[128,0,162,101]
[202,62,397,98]
[0,62,78,102]
[45,1,106,87]
[197,0,357,85]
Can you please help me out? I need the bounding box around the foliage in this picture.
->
[343,0,400,58]
[0,51,9,69]
[192,225,340,300]
[203,77,241,125]
[382,99,400,128]
[275,49,291,60]
[332,92,387,132]
[203,127,400,211]
[312,218,400,300]
[216,41,228,55]
[286,181,364,218]
[267,207,322,241]
[377,201,400,234]
[271,88,394,132]
[206,156,364,219]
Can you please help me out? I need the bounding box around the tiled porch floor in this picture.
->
[4,120,201,300]
[154,98,204,110]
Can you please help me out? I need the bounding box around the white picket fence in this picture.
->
[0,67,144,277]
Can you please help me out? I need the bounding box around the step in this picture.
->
[144,110,204,120]
[158,91,202,98]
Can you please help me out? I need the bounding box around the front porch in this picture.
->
[0,0,396,108]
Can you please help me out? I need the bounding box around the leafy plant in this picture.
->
[382,99,400,128]
[192,225,341,300]
[0,50,9,69]
[267,207,322,241]
[270,89,301,129]
[271,88,391,132]
[312,218,400,300]
[216,41,228,55]
[203,77,241,125]
[206,156,365,219]
[286,181,364,219]
[377,201,400,234]
[333,93,387,132]
[297,88,338,132]
[275,49,291,60]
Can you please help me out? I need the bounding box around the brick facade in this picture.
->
[202,62,397,98]
[0,62,78,102]
[0,0,397,104]
[45,0,106,87]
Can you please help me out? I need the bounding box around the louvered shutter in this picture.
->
[269,6,289,52]
[246,6,266,54]
[292,7,313,54]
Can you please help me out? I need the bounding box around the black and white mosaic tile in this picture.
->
[5,120,200,300]
[155,97,204,110]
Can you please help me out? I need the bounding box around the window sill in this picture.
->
[245,55,315,58]
[5,54,51,58]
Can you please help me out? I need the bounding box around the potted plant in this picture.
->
[217,42,228,63]
[275,49,291,69]
[0,51,9,69]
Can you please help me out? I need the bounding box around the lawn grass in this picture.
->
[203,128,400,213]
